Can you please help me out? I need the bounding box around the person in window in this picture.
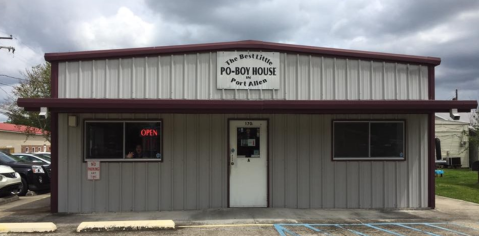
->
[126,144,144,158]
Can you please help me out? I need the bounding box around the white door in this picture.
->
[229,120,268,207]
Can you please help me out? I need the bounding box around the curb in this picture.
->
[0,195,19,206]
[77,220,175,232]
[0,223,57,233]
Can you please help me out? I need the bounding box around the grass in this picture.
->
[435,168,479,204]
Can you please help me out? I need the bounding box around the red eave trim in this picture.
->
[17,98,477,114]
[44,40,441,66]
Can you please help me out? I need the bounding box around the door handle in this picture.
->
[230,148,235,166]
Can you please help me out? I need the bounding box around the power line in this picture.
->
[12,55,29,64]
[0,86,14,99]
[0,74,27,81]
[0,82,15,87]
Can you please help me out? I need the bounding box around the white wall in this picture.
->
[58,53,429,101]
[435,117,469,167]
[0,131,50,153]
[58,113,429,213]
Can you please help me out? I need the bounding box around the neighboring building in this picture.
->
[435,115,469,167]
[0,123,50,154]
[18,40,477,213]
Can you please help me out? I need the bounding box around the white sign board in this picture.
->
[217,51,280,89]
[87,161,100,180]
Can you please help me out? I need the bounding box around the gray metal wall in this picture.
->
[57,53,429,100]
[58,113,428,213]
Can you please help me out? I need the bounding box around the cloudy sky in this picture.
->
[0,0,478,121]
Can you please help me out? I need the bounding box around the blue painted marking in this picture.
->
[364,224,404,236]
[424,223,470,236]
[335,224,369,236]
[303,225,329,235]
[274,224,300,236]
[394,223,441,236]
[273,222,478,236]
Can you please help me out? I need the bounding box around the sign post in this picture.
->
[87,161,100,180]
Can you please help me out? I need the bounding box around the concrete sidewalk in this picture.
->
[1,195,479,235]
[1,195,479,225]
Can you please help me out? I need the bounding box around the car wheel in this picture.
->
[10,182,23,195]
[18,176,28,196]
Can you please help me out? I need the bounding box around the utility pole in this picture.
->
[0,34,15,54]
[0,35,13,40]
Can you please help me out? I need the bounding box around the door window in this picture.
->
[236,127,260,158]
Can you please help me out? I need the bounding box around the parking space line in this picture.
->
[274,224,300,236]
[364,224,403,236]
[424,223,471,236]
[274,222,479,236]
[304,225,329,235]
[335,224,369,236]
[394,223,441,236]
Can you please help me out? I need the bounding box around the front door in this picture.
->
[229,120,268,207]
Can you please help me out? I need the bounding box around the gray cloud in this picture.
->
[0,0,478,102]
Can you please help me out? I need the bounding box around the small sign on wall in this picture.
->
[87,161,100,180]
[217,51,280,89]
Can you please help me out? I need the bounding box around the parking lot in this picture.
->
[1,195,479,235]
[273,222,479,235]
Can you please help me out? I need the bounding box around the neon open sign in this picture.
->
[141,129,158,136]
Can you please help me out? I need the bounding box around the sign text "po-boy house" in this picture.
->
[217,52,280,90]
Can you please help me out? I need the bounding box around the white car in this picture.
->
[33,152,51,162]
[0,165,22,197]
[12,153,51,165]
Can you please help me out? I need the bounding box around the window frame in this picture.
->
[83,119,164,162]
[332,120,406,161]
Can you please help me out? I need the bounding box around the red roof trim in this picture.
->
[17,98,476,114]
[44,40,441,66]
[0,123,44,135]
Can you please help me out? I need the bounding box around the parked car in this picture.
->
[12,153,50,165]
[0,152,50,196]
[0,165,22,197]
[33,152,51,163]
[33,152,51,159]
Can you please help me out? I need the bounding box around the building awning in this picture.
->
[17,98,477,114]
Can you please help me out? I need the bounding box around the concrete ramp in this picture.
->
[76,220,175,232]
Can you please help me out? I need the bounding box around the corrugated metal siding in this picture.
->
[58,53,429,100]
[58,113,428,213]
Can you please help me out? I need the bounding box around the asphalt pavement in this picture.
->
[1,194,479,235]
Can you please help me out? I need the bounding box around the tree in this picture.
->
[470,110,479,150]
[2,63,51,142]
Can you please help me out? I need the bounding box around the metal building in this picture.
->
[18,41,477,213]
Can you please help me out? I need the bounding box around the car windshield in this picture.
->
[35,154,51,161]
[0,152,25,163]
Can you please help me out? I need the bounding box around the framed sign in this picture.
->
[87,161,100,180]
[217,51,280,89]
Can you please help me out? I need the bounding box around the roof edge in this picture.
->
[17,98,476,113]
[44,40,441,66]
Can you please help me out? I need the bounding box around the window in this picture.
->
[84,120,163,161]
[25,147,29,153]
[32,147,35,152]
[333,121,405,161]
[236,127,260,158]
